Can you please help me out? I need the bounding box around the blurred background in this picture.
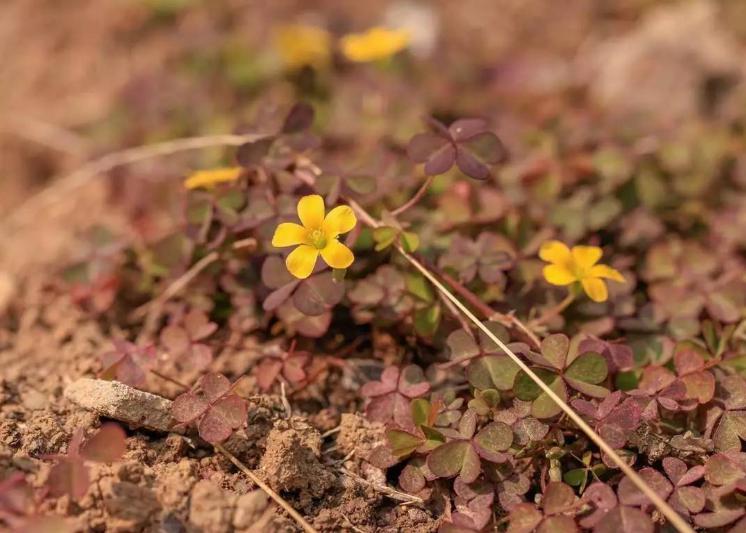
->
[1,0,745,262]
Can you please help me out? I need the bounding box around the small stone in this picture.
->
[189,480,236,533]
[232,490,269,529]
[64,378,176,432]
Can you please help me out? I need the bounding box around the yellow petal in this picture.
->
[285,245,319,279]
[272,223,308,248]
[322,205,357,237]
[582,278,609,302]
[183,167,242,189]
[543,264,577,286]
[320,240,354,269]
[340,27,409,63]
[588,264,625,283]
[274,25,331,69]
[297,195,325,229]
[571,246,603,270]
[539,240,572,265]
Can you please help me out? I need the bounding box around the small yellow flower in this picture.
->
[184,167,242,190]
[539,240,625,303]
[274,24,332,69]
[340,27,409,63]
[272,195,357,279]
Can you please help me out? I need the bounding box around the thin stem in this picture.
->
[5,133,269,228]
[150,369,191,391]
[434,266,541,349]
[214,443,319,533]
[346,198,694,533]
[134,238,257,343]
[339,467,424,505]
[390,175,434,216]
[530,292,575,328]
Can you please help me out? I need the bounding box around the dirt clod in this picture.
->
[259,418,335,507]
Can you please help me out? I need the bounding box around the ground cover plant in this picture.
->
[2,1,746,532]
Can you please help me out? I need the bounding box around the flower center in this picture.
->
[309,229,327,249]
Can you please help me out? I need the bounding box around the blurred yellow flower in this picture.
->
[539,240,625,303]
[272,195,357,279]
[184,167,242,190]
[340,27,409,63]
[274,24,331,69]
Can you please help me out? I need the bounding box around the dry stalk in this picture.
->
[347,198,695,533]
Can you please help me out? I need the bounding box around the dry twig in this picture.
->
[339,467,425,505]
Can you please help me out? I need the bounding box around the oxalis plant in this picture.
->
[34,96,746,533]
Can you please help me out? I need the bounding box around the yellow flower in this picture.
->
[539,240,625,303]
[183,167,242,190]
[274,24,331,69]
[340,27,409,63]
[272,195,357,279]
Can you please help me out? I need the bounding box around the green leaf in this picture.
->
[414,304,441,337]
[401,231,420,253]
[720,356,746,377]
[531,377,567,419]
[345,174,377,195]
[427,440,470,479]
[541,334,569,370]
[615,371,639,391]
[419,426,445,451]
[373,226,397,251]
[406,273,433,302]
[473,422,513,462]
[386,429,422,457]
[410,398,430,427]
[476,321,510,352]
[565,352,608,384]
[466,355,520,391]
[563,468,587,487]
[447,330,480,362]
[514,368,557,401]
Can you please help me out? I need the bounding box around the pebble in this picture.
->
[64,378,177,432]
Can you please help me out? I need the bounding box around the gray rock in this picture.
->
[64,378,177,432]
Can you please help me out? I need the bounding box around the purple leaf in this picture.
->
[407,132,449,163]
[80,423,126,463]
[448,118,488,142]
[47,459,89,501]
[160,325,190,355]
[455,147,491,180]
[236,138,274,167]
[172,392,209,423]
[427,441,471,479]
[398,365,430,398]
[542,482,576,515]
[592,506,653,533]
[425,142,457,176]
[472,422,513,462]
[201,373,232,402]
[617,468,672,508]
[282,102,314,134]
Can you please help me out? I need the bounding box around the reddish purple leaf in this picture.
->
[47,459,89,501]
[201,373,231,402]
[172,392,209,423]
[543,482,576,515]
[448,118,488,142]
[617,468,672,508]
[592,506,653,533]
[507,503,543,533]
[398,365,430,398]
[184,310,218,341]
[81,423,126,463]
